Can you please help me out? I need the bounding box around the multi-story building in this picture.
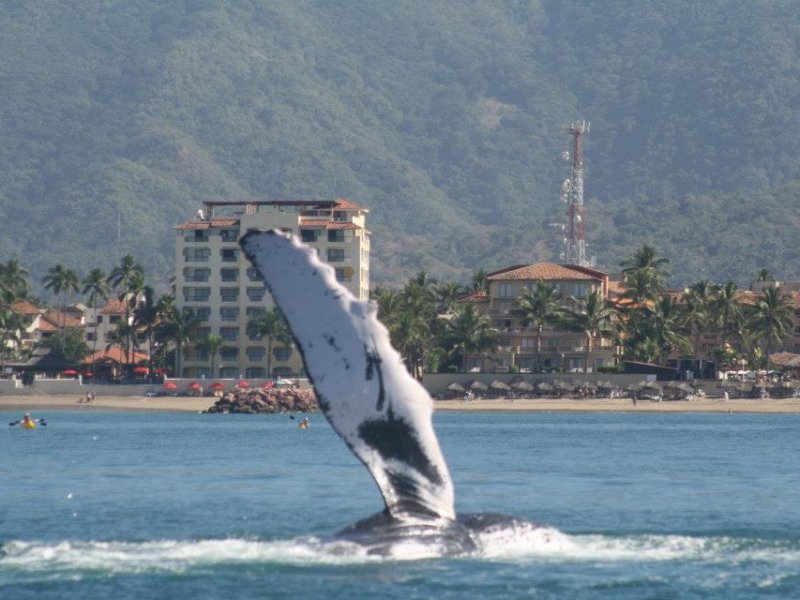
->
[174,198,370,379]
[474,262,617,373]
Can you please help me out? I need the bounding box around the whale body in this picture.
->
[240,230,536,555]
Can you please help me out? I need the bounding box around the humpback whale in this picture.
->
[240,230,537,556]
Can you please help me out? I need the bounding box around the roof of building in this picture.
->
[83,348,150,366]
[200,198,366,211]
[10,299,43,315]
[487,262,603,281]
[459,291,489,303]
[175,218,239,231]
[40,309,82,329]
[299,219,362,230]
[101,299,128,315]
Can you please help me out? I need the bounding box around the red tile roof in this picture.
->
[487,262,601,281]
[10,300,43,315]
[175,219,239,231]
[41,309,82,329]
[101,299,128,314]
[83,348,150,365]
[459,291,489,303]
[299,219,362,230]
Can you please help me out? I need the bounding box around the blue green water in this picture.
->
[2,410,800,598]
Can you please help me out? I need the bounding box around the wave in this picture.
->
[2,530,800,577]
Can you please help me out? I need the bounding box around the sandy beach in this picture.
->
[3,393,800,414]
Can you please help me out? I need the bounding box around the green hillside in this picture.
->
[1,0,799,290]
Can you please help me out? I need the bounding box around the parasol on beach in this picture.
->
[163,381,177,390]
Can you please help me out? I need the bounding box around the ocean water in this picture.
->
[2,409,799,599]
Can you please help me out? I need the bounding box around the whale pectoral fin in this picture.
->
[240,230,455,522]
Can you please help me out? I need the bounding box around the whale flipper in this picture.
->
[240,230,455,523]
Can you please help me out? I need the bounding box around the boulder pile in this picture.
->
[204,387,318,414]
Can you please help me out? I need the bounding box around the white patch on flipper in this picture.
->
[240,230,455,522]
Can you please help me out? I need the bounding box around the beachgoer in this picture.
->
[723,390,729,401]
[22,413,33,426]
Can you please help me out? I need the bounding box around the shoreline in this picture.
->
[2,394,800,414]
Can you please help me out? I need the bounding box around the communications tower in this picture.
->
[559,121,593,267]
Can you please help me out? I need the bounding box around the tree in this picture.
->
[158,307,201,378]
[82,268,109,377]
[133,286,160,375]
[202,333,223,377]
[246,308,291,379]
[511,281,562,372]
[0,259,31,300]
[445,303,496,373]
[434,281,466,315]
[557,290,617,372]
[40,327,90,364]
[0,308,23,371]
[681,280,715,358]
[42,264,80,334]
[747,286,793,371]
[107,255,145,368]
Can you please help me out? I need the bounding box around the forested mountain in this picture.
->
[1,0,799,290]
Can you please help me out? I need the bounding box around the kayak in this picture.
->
[20,420,36,429]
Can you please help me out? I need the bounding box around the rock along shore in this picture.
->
[204,387,319,414]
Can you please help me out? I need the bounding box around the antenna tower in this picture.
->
[559,120,593,267]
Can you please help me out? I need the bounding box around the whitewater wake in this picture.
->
[3,528,800,576]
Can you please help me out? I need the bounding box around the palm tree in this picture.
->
[557,290,617,372]
[747,286,793,371]
[470,270,488,294]
[511,281,562,372]
[710,280,741,343]
[620,245,671,280]
[42,264,80,333]
[202,333,223,377]
[445,303,496,373]
[107,255,144,368]
[681,280,715,358]
[82,268,109,377]
[246,308,291,379]
[133,286,160,376]
[435,281,466,314]
[0,259,31,300]
[0,308,23,371]
[158,307,201,378]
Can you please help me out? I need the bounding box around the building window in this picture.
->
[184,267,211,282]
[220,287,239,302]
[183,248,211,262]
[96,315,103,324]
[195,307,211,321]
[219,367,238,378]
[220,347,239,361]
[328,230,345,243]
[246,367,266,378]
[220,327,239,341]
[246,307,262,318]
[220,248,239,262]
[497,282,513,298]
[246,267,262,282]
[327,248,345,262]
[247,287,265,302]
[110,315,121,324]
[220,268,239,282]
[274,347,293,361]
[300,229,317,243]
[220,228,239,242]
[220,307,239,322]
[191,230,210,242]
[183,287,211,302]
[246,346,266,361]
[332,211,347,222]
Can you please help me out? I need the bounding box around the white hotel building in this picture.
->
[174,198,370,379]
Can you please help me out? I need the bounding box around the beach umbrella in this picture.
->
[133,366,149,375]
[188,381,202,390]
[82,371,93,378]
[511,380,534,392]
[467,380,488,391]
[62,369,79,376]
[209,382,225,390]
[237,380,250,388]
[489,380,511,391]
[163,381,177,390]
[446,382,465,392]
[260,380,274,389]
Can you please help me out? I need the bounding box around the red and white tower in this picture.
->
[560,121,592,267]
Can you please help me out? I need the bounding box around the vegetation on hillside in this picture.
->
[1,1,799,288]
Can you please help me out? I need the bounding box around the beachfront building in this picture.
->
[174,199,370,379]
[472,263,617,373]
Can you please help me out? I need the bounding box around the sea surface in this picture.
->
[1,409,799,599]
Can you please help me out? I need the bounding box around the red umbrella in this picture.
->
[62,369,79,376]
[163,381,177,390]
[209,382,225,390]
[260,381,274,389]
[188,382,202,390]
[133,366,149,375]
[82,371,94,378]
[237,380,250,388]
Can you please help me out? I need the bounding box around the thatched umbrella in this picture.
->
[490,380,511,391]
[446,381,465,392]
[511,380,534,392]
[535,380,554,396]
[468,380,488,392]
